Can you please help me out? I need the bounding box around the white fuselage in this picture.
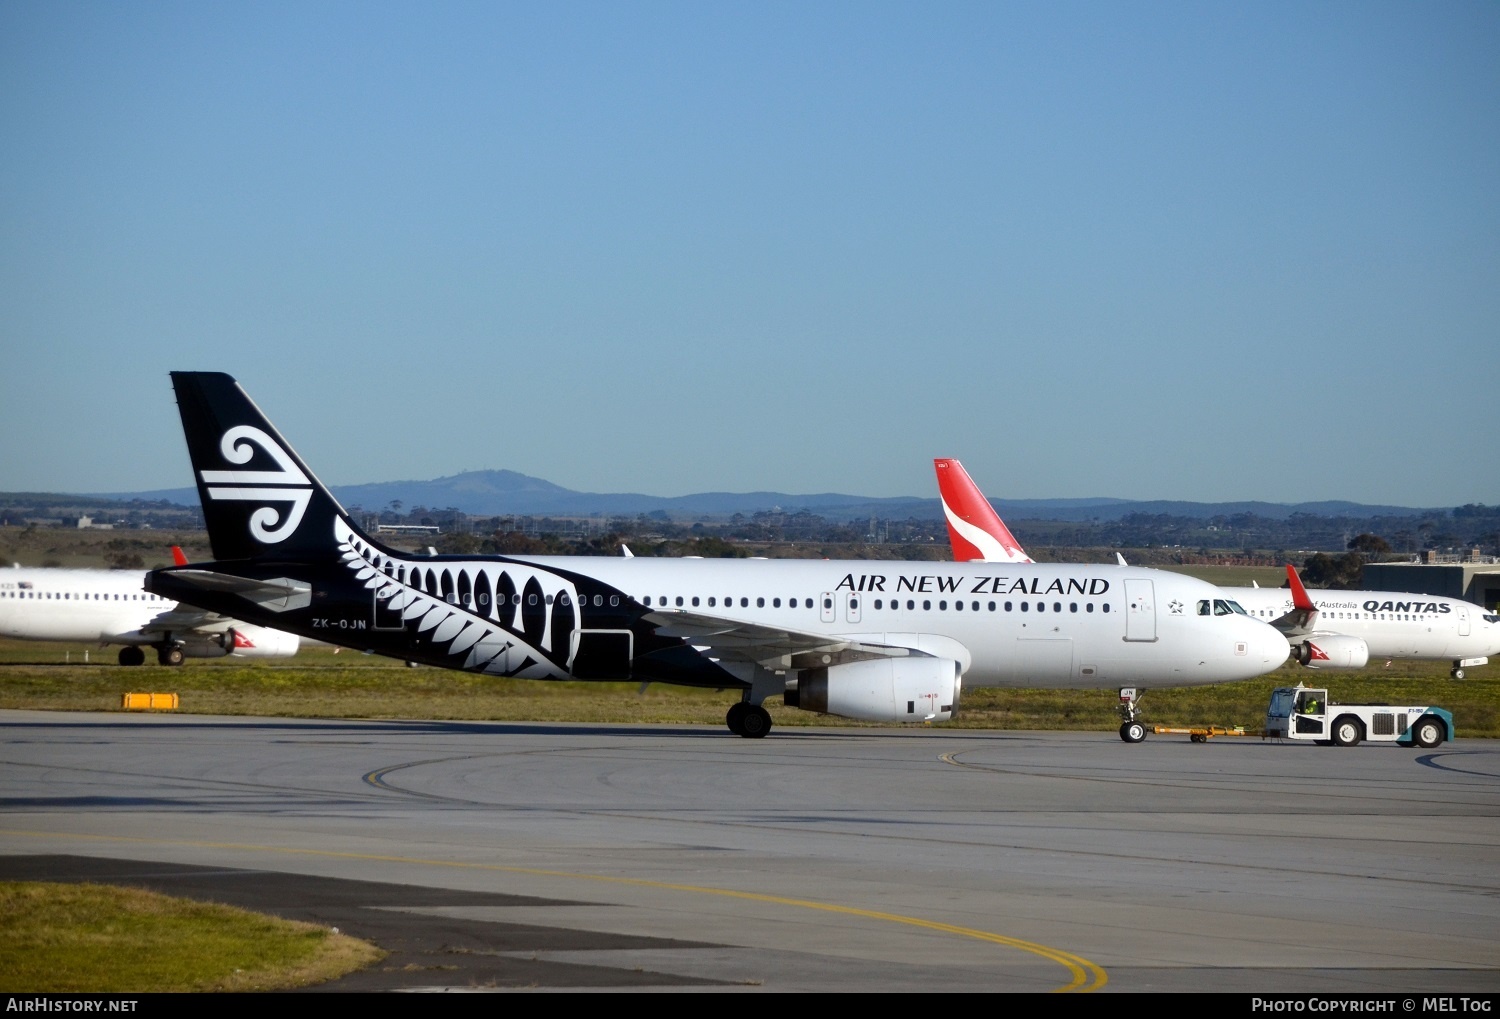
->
[498,556,1289,688]
[1227,586,1500,662]
[0,568,174,643]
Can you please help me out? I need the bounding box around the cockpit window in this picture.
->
[1202,599,1246,616]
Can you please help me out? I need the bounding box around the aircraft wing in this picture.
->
[643,608,926,671]
[138,604,236,636]
[1266,564,1320,637]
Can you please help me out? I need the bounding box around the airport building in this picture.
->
[1363,558,1500,612]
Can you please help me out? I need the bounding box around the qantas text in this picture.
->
[1363,601,1450,614]
[835,574,1110,596]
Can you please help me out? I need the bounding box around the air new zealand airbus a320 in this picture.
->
[146,373,1288,737]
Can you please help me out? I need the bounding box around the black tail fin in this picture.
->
[171,372,357,561]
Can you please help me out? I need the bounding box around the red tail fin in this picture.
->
[170,546,188,567]
[934,458,1032,563]
[1286,564,1317,613]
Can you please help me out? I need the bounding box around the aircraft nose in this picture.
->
[1237,617,1291,677]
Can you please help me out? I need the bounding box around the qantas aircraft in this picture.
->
[933,458,1500,681]
[0,562,300,666]
[144,373,1287,738]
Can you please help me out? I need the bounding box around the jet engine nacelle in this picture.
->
[785,657,960,723]
[178,626,301,659]
[1294,635,1369,670]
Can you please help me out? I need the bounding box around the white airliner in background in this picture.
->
[933,458,1500,680]
[0,562,300,666]
[142,372,1290,739]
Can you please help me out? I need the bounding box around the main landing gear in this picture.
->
[1118,687,1147,743]
[726,669,779,738]
[726,702,772,738]
[116,644,186,666]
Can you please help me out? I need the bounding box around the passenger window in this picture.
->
[692,596,699,606]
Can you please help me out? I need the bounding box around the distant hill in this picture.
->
[92,469,1437,523]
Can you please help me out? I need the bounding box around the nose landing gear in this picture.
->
[1118,687,1148,743]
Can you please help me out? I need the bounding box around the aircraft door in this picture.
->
[844,592,862,624]
[821,593,835,623]
[1459,607,1471,637]
[570,629,633,679]
[372,586,405,631]
[1124,579,1157,642]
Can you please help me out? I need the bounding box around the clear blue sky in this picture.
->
[3,1,1496,506]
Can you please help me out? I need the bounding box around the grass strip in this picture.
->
[0,882,382,992]
[0,640,1494,736]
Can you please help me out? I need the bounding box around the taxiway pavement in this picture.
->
[2,709,1497,993]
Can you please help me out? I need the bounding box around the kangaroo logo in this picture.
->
[199,425,313,544]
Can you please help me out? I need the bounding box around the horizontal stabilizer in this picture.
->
[161,569,312,613]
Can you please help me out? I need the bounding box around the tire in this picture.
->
[1120,721,1147,744]
[725,703,747,735]
[1412,716,1445,749]
[157,646,185,667]
[117,646,145,667]
[1331,716,1363,747]
[1451,668,1466,680]
[739,705,772,739]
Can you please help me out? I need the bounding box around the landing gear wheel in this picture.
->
[738,705,772,739]
[1120,721,1147,743]
[1451,668,1466,680]
[118,646,145,667]
[157,646,185,667]
[1331,716,1363,747]
[725,702,748,735]
[1412,716,1445,749]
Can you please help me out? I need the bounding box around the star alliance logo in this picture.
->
[1168,600,1184,614]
